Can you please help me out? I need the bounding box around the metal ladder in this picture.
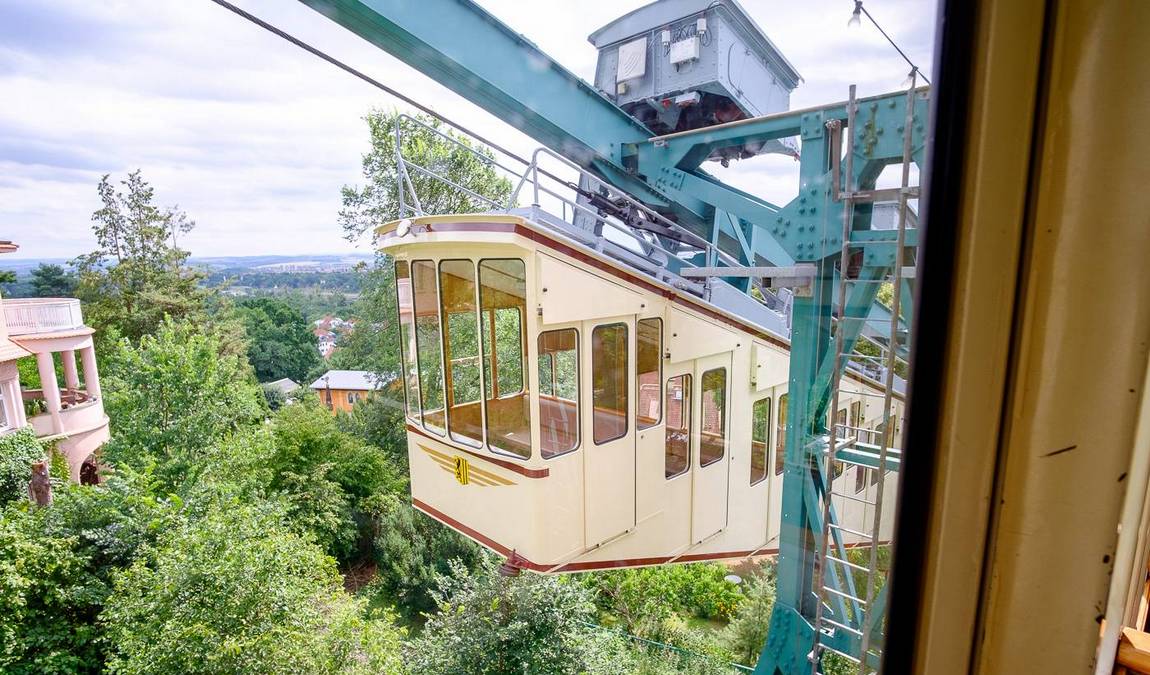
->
[809,77,920,674]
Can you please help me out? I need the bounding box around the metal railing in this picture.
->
[392,114,778,303]
[4,298,85,336]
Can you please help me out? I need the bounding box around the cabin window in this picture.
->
[699,367,726,467]
[665,374,691,479]
[592,323,628,444]
[775,393,788,475]
[750,397,771,485]
[395,261,421,420]
[411,260,445,436]
[439,260,483,447]
[850,400,863,430]
[636,318,662,430]
[856,467,869,493]
[539,328,579,458]
[479,259,530,459]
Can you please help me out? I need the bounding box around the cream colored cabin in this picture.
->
[382,213,901,572]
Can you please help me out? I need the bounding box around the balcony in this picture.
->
[4,298,85,336]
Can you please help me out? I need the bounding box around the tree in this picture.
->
[237,297,320,383]
[101,505,405,674]
[338,110,513,243]
[73,171,207,341]
[0,428,45,505]
[721,563,777,667]
[30,263,76,297]
[409,558,619,674]
[100,318,266,485]
[0,270,15,284]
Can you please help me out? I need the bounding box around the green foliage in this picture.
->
[327,254,400,377]
[0,428,44,505]
[408,558,618,674]
[73,170,208,342]
[101,505,405,674]
[336,389,409,473]
[338,110,513,242]
[30,263,77,297]
[585,562,745,635]
[237,297,320,383]
[0,509,106,673]
[368,493,481,622]
[262,382,288,410]
[267,401,402,562]
[101,318,266,485]
[721,563,777,667]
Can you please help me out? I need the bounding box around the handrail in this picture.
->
[393,113,761,299]
[3,298,85,336]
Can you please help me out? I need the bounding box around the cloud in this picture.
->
[0,0,936,260]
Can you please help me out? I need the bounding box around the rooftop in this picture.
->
[309,370,387,391]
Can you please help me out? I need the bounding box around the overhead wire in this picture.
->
[851,1,931,85]
[205,0,536,168]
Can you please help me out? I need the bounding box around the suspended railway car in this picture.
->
[383,211,903,572]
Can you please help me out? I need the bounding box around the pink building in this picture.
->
[0,242,109,483]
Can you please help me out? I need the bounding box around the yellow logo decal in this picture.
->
[454,456,470,485]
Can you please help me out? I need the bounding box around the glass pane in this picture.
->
[665,374,690,479]
[395,260,421,421]
[636,318,662,430]
[775,393,788,475]
[538,353,554,397]
[439,260,482,447]
[592,323,628,444]
[412,260,445,436]
[699,367,726,467]
[751,397,770,485]
[479,259,530,459]
[539,329,578,458]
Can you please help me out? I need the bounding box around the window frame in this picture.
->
[477,257,531,460]
[698,366,727,468]
[636,317,663,431]
[538,327,581,460]
[750,395,771,486]
[775,392,788,475]
[664,373,691,480]
[411,258,447,437]
[591,322,629,446]
[438,258,485,449]
[393,259,421,422]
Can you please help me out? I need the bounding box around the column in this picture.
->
[10,378,26,428]
[61,349,79,395]
[36,352,63,435]
[80,346,102,401]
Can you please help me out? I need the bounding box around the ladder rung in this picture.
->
[835,492,877,506]
[822,584,868,605]
[825,553,870,573]
[828,522,874,539]
[820,616,864,638]
[814,643,862,665]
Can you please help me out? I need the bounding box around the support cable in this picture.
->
[206,0,535,167]
[850,1,931,85]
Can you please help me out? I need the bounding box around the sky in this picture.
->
[0,0,937,261]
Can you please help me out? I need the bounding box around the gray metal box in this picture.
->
[588,0,801,140]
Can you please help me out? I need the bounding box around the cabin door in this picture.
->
[582,317,636,547]
[691,351,732,543]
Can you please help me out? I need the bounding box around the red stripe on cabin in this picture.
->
[411,497,782,572]
[407,423,549,478]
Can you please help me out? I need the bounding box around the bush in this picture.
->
[101,505,405,674]
[0,428,44,504]
[0,509,107,673]
[584,562,745,634]
[409,558,618,674]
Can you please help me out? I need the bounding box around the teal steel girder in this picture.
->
[296,0,670,205]
[635,90,929,266]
